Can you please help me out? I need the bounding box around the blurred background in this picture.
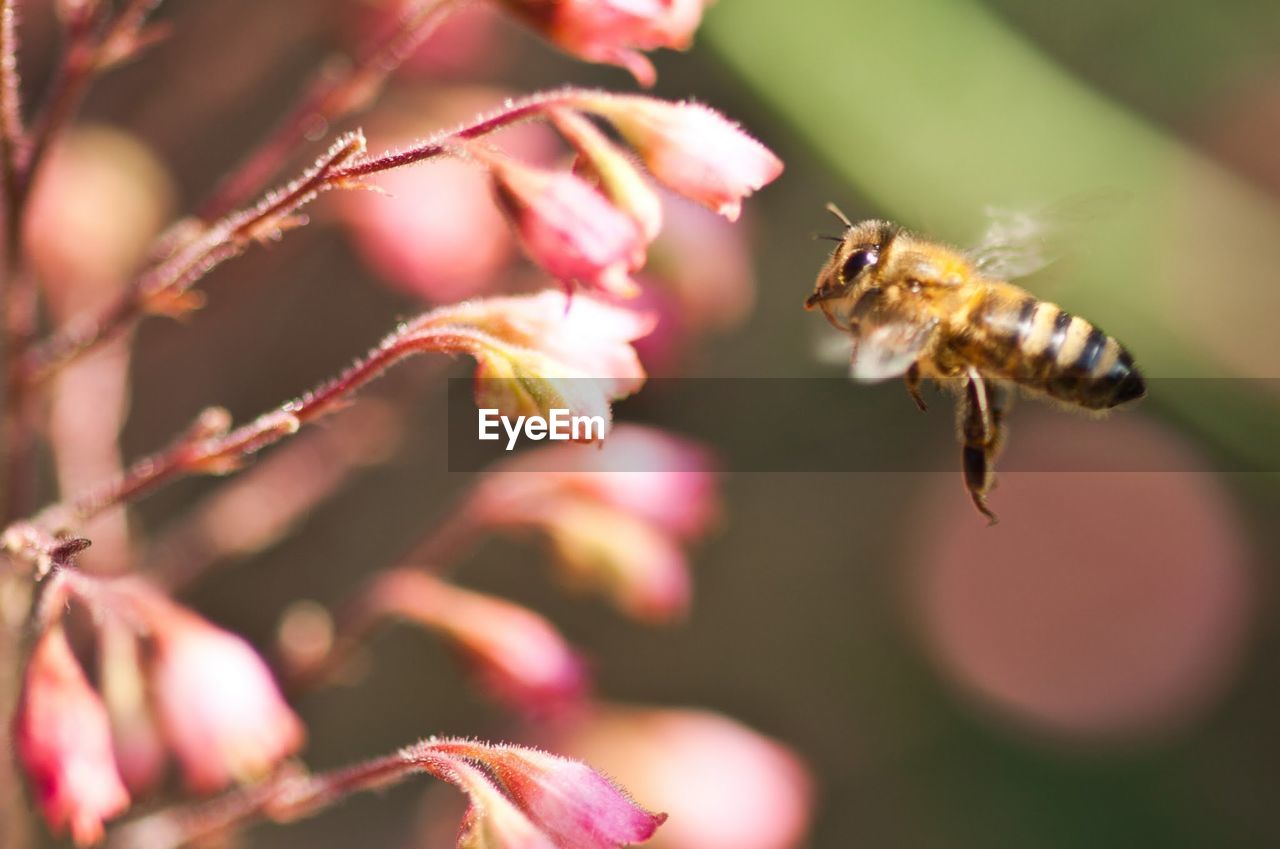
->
[17,0,1280,846]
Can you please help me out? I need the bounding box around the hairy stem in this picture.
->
[109,748,451,849]
[0,0,23,222]
[144,401,402,591]
[5,321,488,567]
[21,86,587,385]
[0,4,28,845]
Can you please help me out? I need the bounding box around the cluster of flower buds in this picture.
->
[456,90,781,300]
[1,0,794,846]
[12,576,303,844]
[282,425,720,717]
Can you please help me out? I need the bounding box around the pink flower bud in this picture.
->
[368,570,589,715]
[578,95,783,220]
[487,424,719,539]
[488,156,646,297]
[449,759,560,849]
[551,107,663,242]
[542,499,693,622]
[428,740,667,849]
[132,589,305,792]
[547,704,814,849]
[458,425,718,620]
[336,88,559,303]
[14,626,131,846]
[413,290,652,434]
[99,622,167,796]
[499,0,705,86]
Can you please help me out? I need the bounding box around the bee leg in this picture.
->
[905,363,928,412]
[957,368,1006,525]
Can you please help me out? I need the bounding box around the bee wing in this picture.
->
[848,315,938,381]
[968,194,1125,281]
[968,206,1055,280]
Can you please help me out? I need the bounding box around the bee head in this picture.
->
[805,217,898,326]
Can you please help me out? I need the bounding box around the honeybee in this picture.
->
[806,205,1145,523]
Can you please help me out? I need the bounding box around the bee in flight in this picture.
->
[805,205,1145,524]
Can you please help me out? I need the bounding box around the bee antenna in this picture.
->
[812,232,845,242]
[825,202,853,228]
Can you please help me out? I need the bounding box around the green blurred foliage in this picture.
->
[692,2,1280,847]
[706,0,1280,470]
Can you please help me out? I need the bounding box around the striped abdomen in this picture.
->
[972,289,1145,409]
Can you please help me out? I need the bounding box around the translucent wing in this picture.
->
[969,194,1124,281]
[810,328,855,367]
[848,317,937,381]
[969,206,1055,280]
[809,308,934,381]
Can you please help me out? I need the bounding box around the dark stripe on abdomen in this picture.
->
[1042,310,1073,367]
[1073,328,1108,374]
[1013,296,1038,348]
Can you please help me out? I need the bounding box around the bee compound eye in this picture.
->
[841,248,879,282]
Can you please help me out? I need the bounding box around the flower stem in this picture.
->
[3,321,486,574]
[0,9,29,843]
[0,0,23,217]
[108,749,448,849]
[19,85,591,385]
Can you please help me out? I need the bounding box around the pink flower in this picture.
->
[335,88,558,303]
[367,569,589,715]
[551,107,663,242]
[540,500,693,621]
[499,0,706,86]
[13,626,131,846]
[461,425,718,621]
[99,622,167,796]
[546,704,814,849]
[488,156,647,297]
[427,739,667,849]
[132,588,305,792]
[448,759,560,849]
[409,290,653,432]
[577,95,784,220]
[489,424,719,538]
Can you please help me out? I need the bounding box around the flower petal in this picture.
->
[576,95,784,219]
[14,626,131,846]
[368,570,589,715]
[429,740,667,849]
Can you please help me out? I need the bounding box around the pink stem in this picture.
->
[108,748,454,849]
[18,85,584,385]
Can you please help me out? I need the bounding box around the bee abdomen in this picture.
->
[980,296,1145,409]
